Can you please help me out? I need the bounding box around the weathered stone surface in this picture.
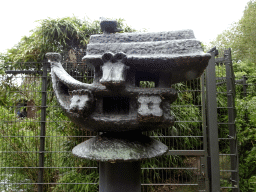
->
[69,89,94,116]
[138,95,163,122]
[100,19,122,34]
[99,52,129,88]
[47,27,211,162]
[86,39,202,56]
[46,52,177,132]
[46,29,210,131]
[72,132,168,162]
[89,30,195,44]
[83,30,211,85]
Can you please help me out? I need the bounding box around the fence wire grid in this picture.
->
[0,49,240,192]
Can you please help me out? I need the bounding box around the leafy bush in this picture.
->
[235,96,256,191]
[52,169,99,192]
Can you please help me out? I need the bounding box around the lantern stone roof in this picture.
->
[83,29,211,84]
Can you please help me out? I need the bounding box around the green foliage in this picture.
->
[139,81,155,88]
[52,170,99,192]
[248,176,256,191]
[0,16,136,67]
[214,61,256,190]
[0,173,35,192]
[0,105,39,191]
[209,1,256,190]
[236,0,256,63]
[2,17,92,63]
[235,96,256,191]
[215,62,256,190]
[233,61,256,77]
[0,73,64,191]
[209,0,256,63]
[170,82,203,149]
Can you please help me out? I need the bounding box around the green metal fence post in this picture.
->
[38,62,48,192]
[201,73,210,192]
[206,50,220,192]
[224,49,239,191]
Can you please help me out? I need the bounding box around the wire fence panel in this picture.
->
[44,61,98,192]
[216,64,234,190]
[1,49,240,192]
[1,61,207,192]
[140,76,207,192]
[1,63,43,192]
[215,49,239,192]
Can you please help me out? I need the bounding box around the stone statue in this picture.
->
[46,25,211,192]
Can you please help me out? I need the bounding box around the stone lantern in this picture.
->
[46,20,211,192]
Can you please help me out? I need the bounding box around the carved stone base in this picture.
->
[72,131,168,162]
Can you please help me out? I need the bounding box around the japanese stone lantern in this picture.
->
[46,21,211,192]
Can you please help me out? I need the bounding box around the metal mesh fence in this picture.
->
[1,63,43,191]
[0,49,240,191]
[44,61,98,192]
[215,49,239,191]
[141,77,206,192]
[216,63,233,190]
[0,61,206,191]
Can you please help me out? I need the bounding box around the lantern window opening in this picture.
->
[103,96,130,115]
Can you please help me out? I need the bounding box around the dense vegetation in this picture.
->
[209,0,256,190]
[0,16,136,70]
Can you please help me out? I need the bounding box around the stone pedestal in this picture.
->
[72,131,168,192]
[99,161,141,192]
